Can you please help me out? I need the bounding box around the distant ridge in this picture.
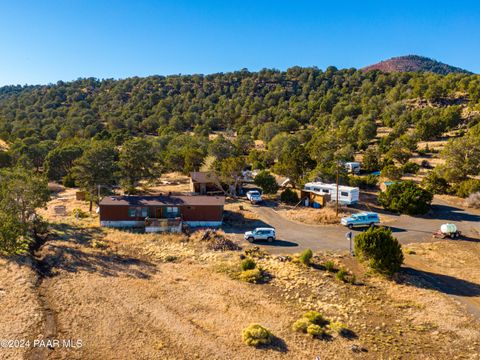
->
[362,55,472,75]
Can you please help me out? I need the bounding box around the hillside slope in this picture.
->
[362,55,472,75]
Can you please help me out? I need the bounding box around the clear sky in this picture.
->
[0,0,479,85]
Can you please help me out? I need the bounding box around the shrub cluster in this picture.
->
[298,248,313,266]
[292,311,325,338]
[421,171,450,194]
[379,181,433,215]
[280,188,299,204]
[454,178,480,198]
[402,161,420,174]
[242,324,273,346]
[354,227,404,276]
[323,260,336,272]
[241,257,256,271]
[380,164,403,180]
[465,192,480,209]
[348,175,378,189]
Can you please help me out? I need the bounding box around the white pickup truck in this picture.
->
[246,190,262,204]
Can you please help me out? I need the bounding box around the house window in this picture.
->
[165,206,179,218]
[322,189,329,194]
[128,207,148,217]
[341,191,349,197]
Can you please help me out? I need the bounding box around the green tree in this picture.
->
[275,145,315,187]
[208,135,236,161]
[0,167,50,224]
[421,171,450,194]
[217,157,245,196]
[380,164,403,180]
[354,227,404,276]
[73,142,118,211]
[379,181,433,215]
[254,171,279,194]
[0,150,11,168]
[0,167,50,255]
[362,146,380,173]
[280,188,299,204]
[118,138,159,193]
[45,145,84,181]
[0,212,26,255]
[440,135,480,182]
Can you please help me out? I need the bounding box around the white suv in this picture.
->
[244,228,276,242]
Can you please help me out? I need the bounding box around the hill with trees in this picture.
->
[1,66,480,252]
[362,55,472,75]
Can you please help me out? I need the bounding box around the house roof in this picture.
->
[100,195,225,207]
[190,172,218,183]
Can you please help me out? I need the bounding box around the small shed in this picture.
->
[190,172,222,195]
[300,190,331,208]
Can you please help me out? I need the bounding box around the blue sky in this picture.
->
[0,0,479,85]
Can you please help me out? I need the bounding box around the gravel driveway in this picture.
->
[231,198,480,255]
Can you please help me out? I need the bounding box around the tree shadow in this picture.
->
[400,267,480,297]
[32,223,157,279]
[222,210,275,234]
[419,204,480,222]
[338,328,358,340]
[256,335,288,353]
[253,239,298,247]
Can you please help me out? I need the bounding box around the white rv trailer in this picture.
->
[303,182,359,205]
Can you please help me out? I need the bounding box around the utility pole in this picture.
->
[336,161,339,217]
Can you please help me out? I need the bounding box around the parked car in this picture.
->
[341,212,380,229]
[246,190,262,204]
[244,227,276,242]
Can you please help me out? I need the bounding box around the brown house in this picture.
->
[190,172,222,195]
[99,195,225,232]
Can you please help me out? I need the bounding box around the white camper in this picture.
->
[303,182,359,205]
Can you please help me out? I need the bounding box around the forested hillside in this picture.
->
[0,69,479,191]
[1,66,480,252]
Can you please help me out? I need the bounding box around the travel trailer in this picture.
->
[303,182,359,205]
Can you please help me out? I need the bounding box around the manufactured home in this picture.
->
[303,182,359,205]
[99,195,225,232]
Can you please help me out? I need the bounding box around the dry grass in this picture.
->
[0,257,43,360]
[375,126,393,139]
[405,240,480,285]
[3,192,480,359]
[0,139,8,150]
[145,172,192,194]
[277,205,353,225]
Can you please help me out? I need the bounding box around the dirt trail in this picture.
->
[26,237,59,360]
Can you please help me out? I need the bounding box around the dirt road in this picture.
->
[232,198,480,254]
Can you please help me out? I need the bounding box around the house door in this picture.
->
[155,208,162,218]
